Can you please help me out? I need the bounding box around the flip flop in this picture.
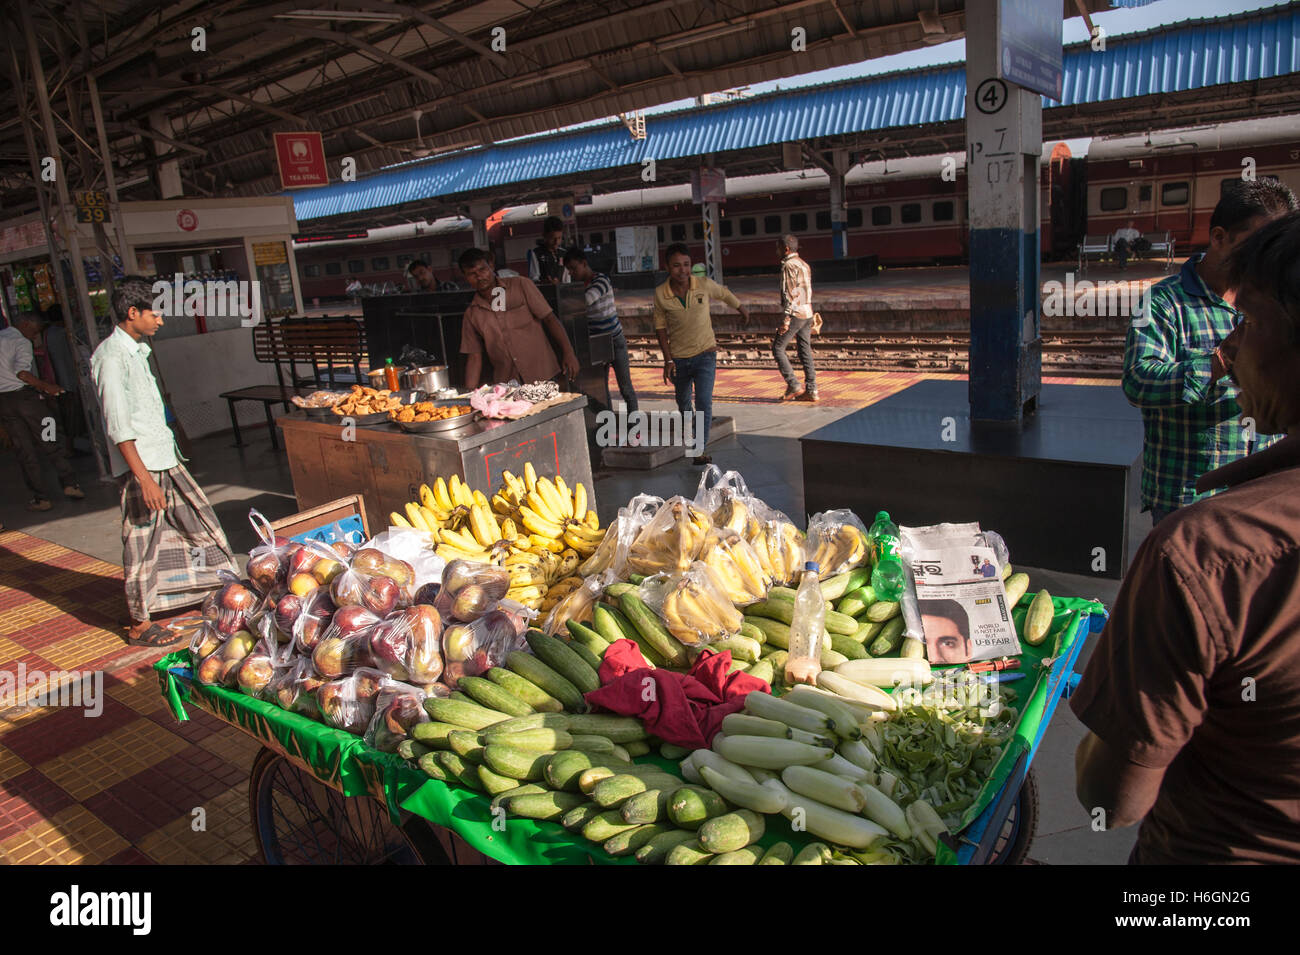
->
[126,624,178,647]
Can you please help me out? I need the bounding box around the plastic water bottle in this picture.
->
[784,561,827,686]
[869,511,905,602]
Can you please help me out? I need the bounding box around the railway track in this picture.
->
[624,332,1125,376]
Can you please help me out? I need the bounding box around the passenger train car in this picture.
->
[294,115,1300,301]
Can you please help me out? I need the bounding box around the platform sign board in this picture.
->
[691,168,726,204]
[273,131,329,188]
[997,0,1063,100]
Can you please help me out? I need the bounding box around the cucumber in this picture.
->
[620,788,671,824]
[868,616,907,657]
[623,740,651,757]
[659,742,692,760]
[709,635,762,663]
[526,630,601,694]
[449,691,473,703]
[603,581,637,599]
[416,752,449,781]
[411,721,461,747]
[483,744,554,782]
[458,676,534,717]
[746,658,775,686]
[397,739,434,761]
[502,791,586,821]
[823,608,860,636]
[743,615,791,648]
[721,713,791,739]
[1023,590,1054,645]
[481,712,570,736]
[865,600,901,623]
[565,714,648,742]
[835,585,877,618]
[698,809,766,853]
[627,573,646,585]
[822,647,849,668]
[480,727,572,751]
[665,840,714,866]
[635,827,697,864]
[851,620,884,643]
[820,567,871,602]
[738,621,767,645]
[744,598,794,625]
[619,593,689,667]
[568,733,619,756]
[505,650,586,711]
[423,697,512,730]
[476,763,521,795]
[545,750,595,791]
[560,801,603,832]
[491,783,546,811]
[486,667,565,713]
[1004,572,1030,608]
[579,765,677,795]
[758,842,794,865]
[604,823,671,857]
[566,619,610,655]
[829,631,868,660]
[710,845,766,865]
[599,603,663,666]
[792,842,832,865]
[591,604,629,646]
[435,751,483,790]
[1001,562,1013,581]
[446,730,486,763]
[567,639,604,673]
[668,786,728,830]
[581,810,641,843]
[592,774,659,809]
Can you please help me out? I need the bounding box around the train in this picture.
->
[294,115,1300,301]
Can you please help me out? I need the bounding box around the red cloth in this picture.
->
[585,639,771,750]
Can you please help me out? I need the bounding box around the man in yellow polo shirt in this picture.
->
[653,243,749,465]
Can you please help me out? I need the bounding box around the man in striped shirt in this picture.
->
[773,234,817,402]
[1123,178,1296,525]
[564,249,638,414]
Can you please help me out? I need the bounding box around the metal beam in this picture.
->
[106,120,208,156]
[271,23,444,89]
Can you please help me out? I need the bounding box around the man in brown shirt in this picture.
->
[457,248,580,389]
[1071,210,1300,864]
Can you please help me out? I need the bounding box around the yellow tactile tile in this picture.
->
[35,569,102,594]
[78,559,124,578]
[0,636,26,666]
[0,804,129,865]
[0,744,29,784]
[40,628,125,670]
[0,597,65,634]
[197,727,265,771]
[11,542,66,563]
[0,703,55,731]
[106,672,169,716]
[36,717,190,801]
[89,595,127,621]
[137,783,257,865]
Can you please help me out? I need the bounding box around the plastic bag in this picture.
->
[236,628,294,699]
[542,572,610,637]
[188,622,224,669]
[330,545,415,616]
[579,493,663,578]
[317,667,386,735]
[696,528,771,605]
[312,606,382,678]
[638,561,744,647]
[244,510,294,597]
[626,496,713,577]
[364,679,430,752]
[692,464,750,514]
[194,627,259,687]
[202,570,264,637]
[805,509,871,579]
[441,607,530,687]
[289,588,338,654]
[438,558,510,623]
[363,527,444,592]
[746,516,806,587]
[273,656,325,718]
[368,605,444,685]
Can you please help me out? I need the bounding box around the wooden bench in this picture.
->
[1077,234,1111,273]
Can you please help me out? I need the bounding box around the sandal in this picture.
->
[126,623,179,647]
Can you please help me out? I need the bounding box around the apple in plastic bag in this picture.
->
[451,584,492,622]
[330,605,377,637]
[351,547,388,575]
[246,551,283,594]
[312,557,345,586]
[288,572,319,597]
[286,544,319,577]
[360,575,399,617]
[368,616,410,681]
[379,558,414,588]
[440,559,479,596]
[313,634,374,679]
[275,593,304,635]
[413,582,441,605]
[330,571,366,607]
[237,653,275,696]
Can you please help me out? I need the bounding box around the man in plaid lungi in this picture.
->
[91,276,237,645]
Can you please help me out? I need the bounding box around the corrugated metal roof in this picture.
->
[293,3,1300,222]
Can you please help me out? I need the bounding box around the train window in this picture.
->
[325,262,342,275]
[693,222,703,240]
[1099,187,1128,211]
[900,203,922,224]
[304,264,321,277]
[848,208,863,228]
[763,215,782,234]
[871,206,891,226]
[670,223,687,241]
[347,259,365,273]
[371,257,390,271]
[657,226,664,243]
[397,254,414,268]
[932,200,955,222]
[590,232,603,246]
[1161,182,1189,206]
[814,211,830,230]
[737,217,756,236]
[721,218,733,238]
[789,212,808,232]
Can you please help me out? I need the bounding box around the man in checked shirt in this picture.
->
[773,234,817,402]
[1124,178,1296,525]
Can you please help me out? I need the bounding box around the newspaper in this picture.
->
[900,523,1021,664]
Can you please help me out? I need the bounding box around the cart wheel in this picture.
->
[249,747,450,865]
[989,768,1039,865]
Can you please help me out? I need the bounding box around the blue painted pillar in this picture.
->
[966,0,1043,423]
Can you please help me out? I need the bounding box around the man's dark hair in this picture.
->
[542,216,564,235]
[923,599,970,640]
[664,242,691,264]
[15,310,46,330]
[562,248,587,266]
[457,248,491,271]
[406,259,429,276]
[1211,178,1298,234]
[111,275,156,323]
[1227,209,1300,345]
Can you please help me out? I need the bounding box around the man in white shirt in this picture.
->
[1113,220,1145,270]
[0,312,82,510]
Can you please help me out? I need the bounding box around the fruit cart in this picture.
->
[154,596,1105,866]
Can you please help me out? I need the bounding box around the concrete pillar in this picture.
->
[149,110,184,199]
[829,149,850,259]
[702,201,721,282]
[469,201,491,251]
[965,0,1043,423]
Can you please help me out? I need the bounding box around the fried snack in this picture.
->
[332,386,404,416]
[387,402,472,423]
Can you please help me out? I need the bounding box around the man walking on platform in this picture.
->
[0,311,83,510]
[772,234,817,402]
[1123,178,1296,526]
[653,244,750,466]
[527,216,570,286]
[563,248,638,415]
[91,276,237,646]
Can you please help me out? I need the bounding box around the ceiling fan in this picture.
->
[356,109,439,159]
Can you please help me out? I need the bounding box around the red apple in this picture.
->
[275,593,304,635]
[246,551,283,594]
[413,582,441,605]
[287,546,319,578]
[360,576,399,617]
[218,581,258,613]
[332,540,357,561]
[352,548,388,574]
[379,558,414,588]
[330,605,380,637]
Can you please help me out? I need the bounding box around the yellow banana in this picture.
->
[491,492,514,516]
[507,563,548,588]
[500,518,519,541]
[405,501,432,533]
[556,548,580,579]
[524,462,538,494]
[391,510,412,529]
[473,489,489,509]
[571,482,587,523]
[520,506,565,540]
[466,504,493,547]
[546,577,583,598]
[456,478,475,508]
[440,526,485,552]
[527,533,565,554]
[504,550,544,568]
[433,477,454,511]
[435,542,491,563]
[523,490,561,526]
[563,524,602,557]
[553,475,575,520]
[419,483,437,511]
[585,510,599,530]
[419,505,444,531]
[539,477,570,524]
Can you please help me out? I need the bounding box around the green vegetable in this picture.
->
[635,828,697,864]
[458,675,534,717]
[486,667,565,713]
[665,840,714,866]
[502,791,586,820]
[698,809,766,853]
[758,842,794,865]
[668,786,728,829]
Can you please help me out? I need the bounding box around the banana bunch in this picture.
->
[712,491,760,538]
[809,522,869,578]
[578,515,623,576]
[660,567,745,646]
[699,530,771,605]
[748,519,807,586]
[501,463,605,559]
[626,500,712,576]
[538,575,585,614]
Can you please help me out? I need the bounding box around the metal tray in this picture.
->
[394,409,480,433]
[327,410,391,425]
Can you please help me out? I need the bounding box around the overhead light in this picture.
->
[657,21,752,52]
[275,9,404,22]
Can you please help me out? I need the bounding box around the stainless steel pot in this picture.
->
[401,364,451,392]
